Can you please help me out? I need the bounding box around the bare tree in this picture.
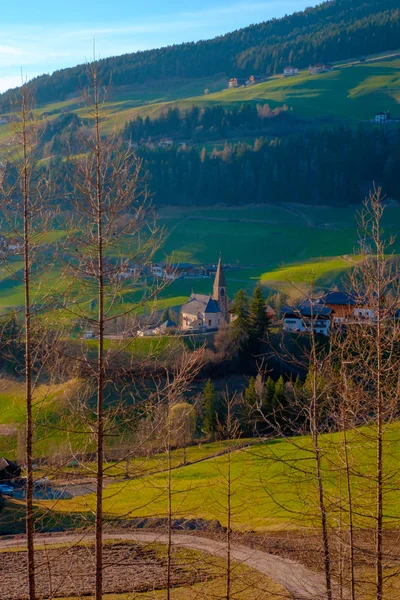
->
[0,83,56,600]
[62,60,164,600]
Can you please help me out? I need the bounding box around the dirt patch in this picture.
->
[240,530,400,573]
[0,542,208,600]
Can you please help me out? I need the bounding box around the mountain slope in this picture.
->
[1,0,399,107]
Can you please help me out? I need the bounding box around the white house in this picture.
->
[374,112,389,124]
[152,264,165,278]
[281,303,332,336]
[309,63,333,75]
[283,66,299,77]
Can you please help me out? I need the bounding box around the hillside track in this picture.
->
[0,531,349,600]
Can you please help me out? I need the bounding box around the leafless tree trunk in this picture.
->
[309,320,333,600]
[20,84,36,600]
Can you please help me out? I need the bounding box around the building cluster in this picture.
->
[228,64,335,88]
[0,236,24,256]
[309,63,333,75]
[119,261,219,281]
[373,112,400,124]
[228,75,265,88]
[281,290,383,337]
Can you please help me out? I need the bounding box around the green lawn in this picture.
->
[1,203,399,309]
[260,255,365,297]
[40,421,400,532]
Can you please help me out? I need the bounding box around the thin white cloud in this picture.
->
[0,45,22,56]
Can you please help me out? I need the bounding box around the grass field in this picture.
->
[1,202,399,310]
[39,421,400,533]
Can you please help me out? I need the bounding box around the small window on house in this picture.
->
[208,320,212,327]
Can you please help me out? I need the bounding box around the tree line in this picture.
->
[123,104,289,143]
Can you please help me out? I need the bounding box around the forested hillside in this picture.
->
[1,0,399,105]
[44,125,400,208]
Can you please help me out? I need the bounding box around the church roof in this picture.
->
[182,294,221,316]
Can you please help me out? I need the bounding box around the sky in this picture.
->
[0,0,314,93]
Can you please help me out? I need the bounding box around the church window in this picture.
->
[220,289,225,297]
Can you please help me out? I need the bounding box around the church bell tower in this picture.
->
[212,257,229,324]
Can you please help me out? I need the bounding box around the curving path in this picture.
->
[0,531,349,600]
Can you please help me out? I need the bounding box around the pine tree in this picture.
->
[203,379,217,438]
[230,289,251,353]
[243,376,259,435]
[274,376,286,409]
[263,376,276,413]
[249,285,269,351]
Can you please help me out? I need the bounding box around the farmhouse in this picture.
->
[181,258,229,331]
[228,78,246,88]
[318,290,378,324]
[319,291,357,324]
[283,66,299,77]
[309,63,333,75]
[374,112,389,124]
[281,302,332,336]
[246,75,264,86]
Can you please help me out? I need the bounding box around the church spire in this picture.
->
[212,256,228,323]
[213,257,226,294]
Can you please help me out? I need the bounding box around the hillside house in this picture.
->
[164,263,200,280]
[283,66,299,77]
[228,78,246,88]
[374,112,389,124]
[246,75,264,86]
[151,264,165,278]
[309,63,333,75]
[158,138,174,147]
[319,291,357,324]
[318,290,377,325]
[181,258,229,331]
[281,303,332,336]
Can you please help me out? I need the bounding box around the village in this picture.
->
[116,257,393,339]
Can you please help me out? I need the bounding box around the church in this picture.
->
[181,259,229,331]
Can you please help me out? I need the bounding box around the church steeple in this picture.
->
[212,257,228,323]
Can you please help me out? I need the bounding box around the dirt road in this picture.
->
[0,531,348,600]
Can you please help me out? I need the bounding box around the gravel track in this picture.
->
[0,531,349,600]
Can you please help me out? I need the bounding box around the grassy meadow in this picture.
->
[0,202,399,311]
[37,420,400,533]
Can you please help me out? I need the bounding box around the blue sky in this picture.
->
[0,0,314,93]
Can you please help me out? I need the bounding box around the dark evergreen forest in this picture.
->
[45,124,400,208]
[1,0,399,105]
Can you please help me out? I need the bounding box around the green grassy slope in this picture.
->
[77,54,400,129]
[1,203,399,309]
[42,422,400,532]
[1,53,398,144]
